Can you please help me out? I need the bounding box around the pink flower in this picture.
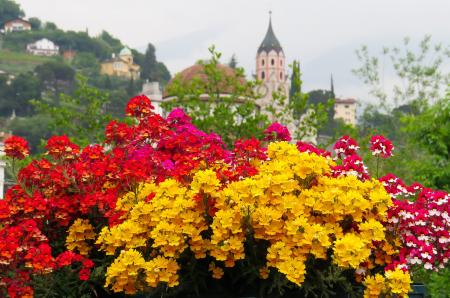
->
[263,122,291,142]
[333,136,359,157]
[296,141,331,158]
[370,135,394,158]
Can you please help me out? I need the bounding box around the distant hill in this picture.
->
[0,49,55,74]
[0,0,171,84]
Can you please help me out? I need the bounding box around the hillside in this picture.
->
[0,49,55,74]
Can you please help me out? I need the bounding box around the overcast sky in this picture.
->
[15,0,450,104]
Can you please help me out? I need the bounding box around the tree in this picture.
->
[99,30,123,53]
[163,46,268,147]
[31,75,112,146]
[35,61,76,96]
[0,0,24,26]
[353,35,450,112]
[157,62,171,85]
[71,52,100,77]
[270,60,332,141]
[126,78,136,97]
[141,43,158,81]
[403,90,450,190]
[0,72,41,117]
[44,21,58,31]
[28,17,41,30]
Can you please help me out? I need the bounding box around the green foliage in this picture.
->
[3,29,111,59]
[71,51,100,77]
[0,49,55,74]
[353,35,450,112]
[139,43,171,85]
[99,30,123,54]
[141,43,158,81]
[427,268,450,298]
[0,0,24,26]
[403,90,450,190]
[354,36,450,191]
[31,75,112,146]
[0,71,41,116]
[163,46,268,147]
[273,60,333,141]
[8,114,52,152]
[35,60,76,84]
[28,17,41,30]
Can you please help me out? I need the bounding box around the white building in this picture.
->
[334,98,357,126]
[26,38,60,56]
[141,81,164,115]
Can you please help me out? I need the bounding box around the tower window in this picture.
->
[280,72,283,80]
[280,60,283,66]
[271,59,275,66]
[261,71,265,79]
[262,59,265,66]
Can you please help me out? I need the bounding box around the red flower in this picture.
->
[4,135,29,159]
[370,135,394,158]
[46,136,80,160]
[296,141,331,158]
[333,136,359,157]
[125,95,154,118]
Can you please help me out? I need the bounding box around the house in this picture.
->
[3,18,31,33]
[334,98,357,126]
[63,50,76,61]
[26,38,60,56]
[100,47,140,80]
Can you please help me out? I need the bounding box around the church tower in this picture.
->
[256,13,289,106]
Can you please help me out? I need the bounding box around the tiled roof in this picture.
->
[163,63,246,97]
[335,98,357,104]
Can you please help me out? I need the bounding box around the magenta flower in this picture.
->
[263,122,291,142]
[370,135,394,158]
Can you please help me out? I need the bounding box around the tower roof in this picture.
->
[120,47,132,56]
[257,14,283,54]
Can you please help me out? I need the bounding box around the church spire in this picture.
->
[330,74,335,98]
[257,11,283,54]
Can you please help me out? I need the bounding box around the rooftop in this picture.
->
[257,14,283,54]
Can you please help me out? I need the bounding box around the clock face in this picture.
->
[257,84,269,97]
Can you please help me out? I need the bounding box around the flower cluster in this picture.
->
[263,122,291,142]
[97,142,402,294]
[370,135,394,158]
[2,94,443,297]
[363,267,411,298]
[4,135,29,160]
[331,136,370,180]
[388,188,450,271]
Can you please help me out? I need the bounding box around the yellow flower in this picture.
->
[259,267,270,279]
[145,256,180,287]
[209,262,224,279]
[363,274,386,298]
[333,233,371,268]
[66,219,96,256]
[385,268,411,297]
[105,249,146,294]
[359,219,385,242]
